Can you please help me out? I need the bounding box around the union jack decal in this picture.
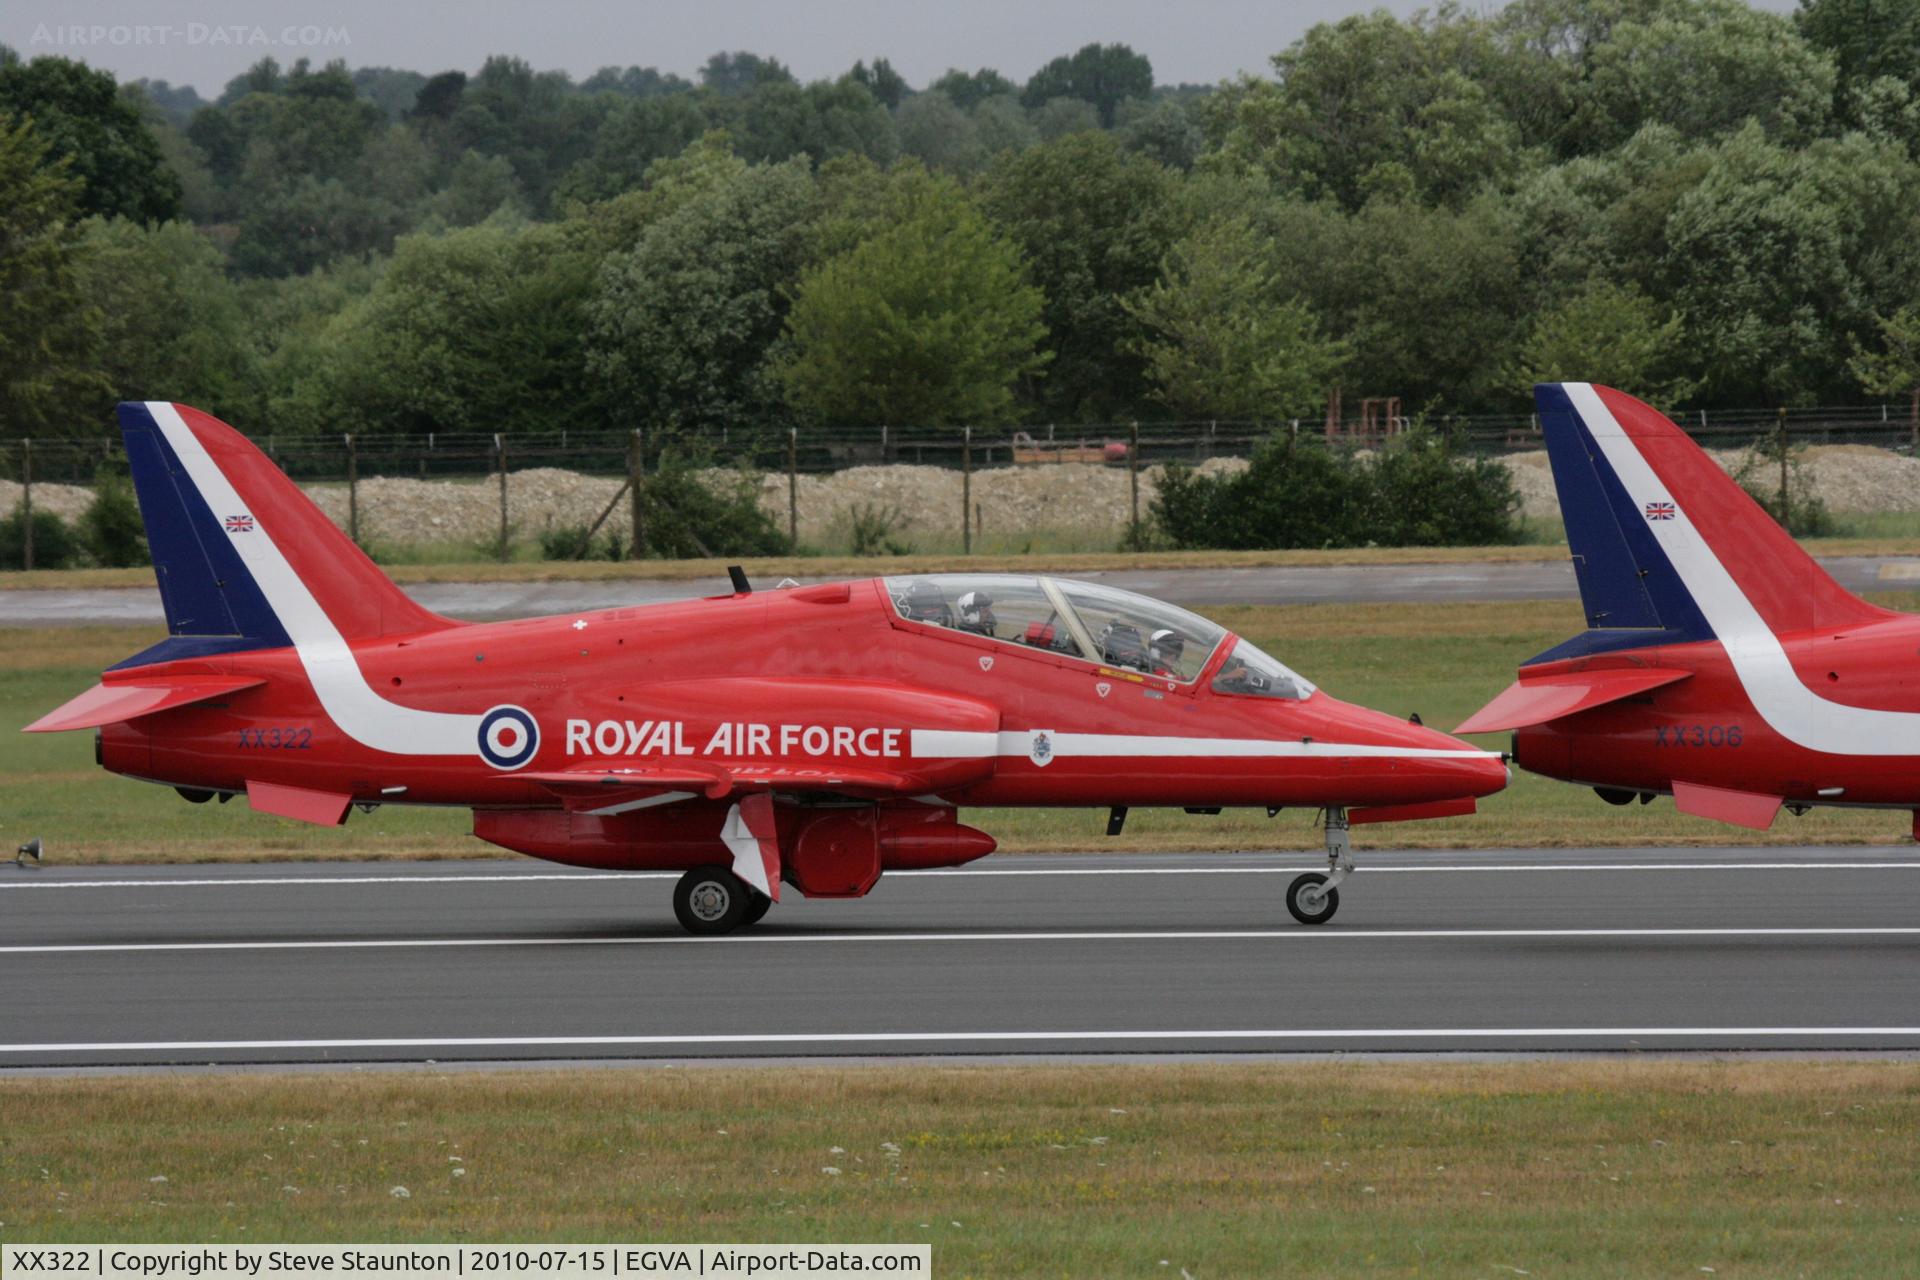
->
[1644,501,1675,521]
[224,514,255,533]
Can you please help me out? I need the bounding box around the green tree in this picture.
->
[588,154,818,431]
[895,92,984,174]
[700,52,795,97]
[1798,0,1920,121]
[1251,195,1526,410]
[1512,280,1693,403]
[1568,0,1835,151]
[978,132,1181,419]
[930,68,1017,112]
[554,94,710,204]
[1850,305,1920,395]
[1117,97,1205,170]
[298,221,598,438]
[0,115,104,439]
[1021,43,1154,127]
[72,218,255,417]
[1124,218,1345,420]
[1030,97,1102,141]
[848,58,910,110]
[1205,10,1523,211]
[971,95,1038,157]
[1662,125,1920,402]
[778,166,1048,427]
[0,56,180,221]
[732,77,897,166]
[443,57,612,212]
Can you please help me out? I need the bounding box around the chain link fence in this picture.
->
[4,402,1919,568]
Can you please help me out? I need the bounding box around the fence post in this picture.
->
[495,433,509,564]
[1776,407,1789,524]
[1912,389,1918,451]
[1128,421,1141,538]
[881,424,889,464]
[787,427,799,548]
[628,428,646,559]
[345,433,359,546]
[962,425,973,555]
[21,439,33,571]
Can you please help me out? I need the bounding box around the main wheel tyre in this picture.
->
[1286,872,1339,925]
[739,893,772,926]
[673,865,748,935]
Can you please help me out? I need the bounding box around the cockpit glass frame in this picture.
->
[1209,636,1317,701]
[883,574,1245,688]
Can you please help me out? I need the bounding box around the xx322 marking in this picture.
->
[237,726,312,749]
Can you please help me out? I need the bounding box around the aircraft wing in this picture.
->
[1455,667,1691,735]
[25,674,266,733]
[523,758,961,812]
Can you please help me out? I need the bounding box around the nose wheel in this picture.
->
[1288,807,1353,925]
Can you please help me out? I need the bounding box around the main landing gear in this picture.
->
[1286,807,1353,926]
[672,865,773,936]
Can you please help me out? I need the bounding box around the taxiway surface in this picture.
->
[3,849,1917,1069]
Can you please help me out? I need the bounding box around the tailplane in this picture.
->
[115,401,454,669]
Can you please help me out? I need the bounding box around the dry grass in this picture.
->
[2,1061,1917,1274]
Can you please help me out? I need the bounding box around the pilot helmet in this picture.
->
[957,590,997,633]
[1100,620,1148,669]
[1149,628,1185,668]
[898,579,950,623]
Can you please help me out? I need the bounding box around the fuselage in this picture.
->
[100,577,1507,820]
[1514,613,1920,809]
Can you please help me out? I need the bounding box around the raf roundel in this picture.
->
[477,705,540,770]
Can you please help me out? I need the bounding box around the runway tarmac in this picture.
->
[6,556,1914,624]
[3,848,1918,1069]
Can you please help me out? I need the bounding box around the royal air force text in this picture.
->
[566,720,904,760]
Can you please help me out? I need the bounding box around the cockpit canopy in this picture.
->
[883,575,1315,699]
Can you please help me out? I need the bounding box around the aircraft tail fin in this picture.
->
[114,401,455,670]
[1526,382,1887,664]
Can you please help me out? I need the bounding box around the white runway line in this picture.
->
[6,861,1920,891]
[7,926,1920,956]
[5,1027,1920,1055]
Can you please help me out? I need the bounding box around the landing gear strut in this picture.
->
[1287,807,1352,925]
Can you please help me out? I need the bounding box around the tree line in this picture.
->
[6,0,1920,453]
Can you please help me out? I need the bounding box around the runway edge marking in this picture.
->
[8,926,1920,955]
[6,1027,1920,1055]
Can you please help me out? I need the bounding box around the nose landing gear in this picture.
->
[1287,807,1352,925]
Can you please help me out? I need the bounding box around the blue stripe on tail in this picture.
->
[1528,383,1714,664]
[111,402,291,670]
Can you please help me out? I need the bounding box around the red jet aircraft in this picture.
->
[1460,382,1920,835]
[29,403,1507,931]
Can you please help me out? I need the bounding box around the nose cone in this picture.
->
[1323,700,1509,805]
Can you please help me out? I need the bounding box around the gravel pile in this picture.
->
[7,446,1916,551]
[0,480,94,522]
[1501,445,1920,522]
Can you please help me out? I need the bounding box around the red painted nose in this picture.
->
[1328,702,1510,805]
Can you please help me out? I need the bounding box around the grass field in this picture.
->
[2,1061,1917,1274]
[7,596,1920,864]
[9,532,1920,592]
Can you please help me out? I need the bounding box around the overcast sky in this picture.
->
[6,0,1799,98]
